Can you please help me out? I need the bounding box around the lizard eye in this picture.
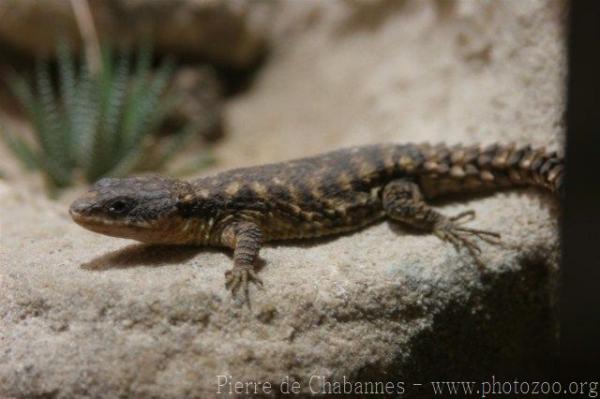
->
[106,198,134,215]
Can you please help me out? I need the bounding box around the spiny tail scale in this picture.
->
[398,143,564,198]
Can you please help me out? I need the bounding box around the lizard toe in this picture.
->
[224,265,263,307]
[434,216,501,264]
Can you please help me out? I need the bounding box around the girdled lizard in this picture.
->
[70,143,563,302]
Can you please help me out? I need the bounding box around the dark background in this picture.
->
[562,0,600,378]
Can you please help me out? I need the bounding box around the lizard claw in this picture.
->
[449,210,476,224]
[224,265,263,307]
[434,210,501,263]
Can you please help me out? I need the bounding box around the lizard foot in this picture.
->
[433,210,501,263]
[225,265,263,306]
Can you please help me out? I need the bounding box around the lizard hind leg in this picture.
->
[382,179,501,262]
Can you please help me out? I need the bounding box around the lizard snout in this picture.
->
[69,199,86,220]
[69,197,96,221]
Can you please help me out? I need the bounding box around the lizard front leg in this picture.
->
[221,221,264,302]
[382,179,501,261]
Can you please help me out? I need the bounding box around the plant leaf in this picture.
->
[0,124,41,171]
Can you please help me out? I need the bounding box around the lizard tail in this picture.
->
[414,143,564,198]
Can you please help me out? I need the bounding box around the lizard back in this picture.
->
[188,144,412,240]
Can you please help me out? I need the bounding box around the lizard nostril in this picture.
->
[69,200,88,218]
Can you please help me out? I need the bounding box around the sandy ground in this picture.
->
[1,1,565,397]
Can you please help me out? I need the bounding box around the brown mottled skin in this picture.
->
[70,143,563,302]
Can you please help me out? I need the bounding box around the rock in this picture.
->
[0,0,273,68]
[0,0,564,398]
[162,66,224,142]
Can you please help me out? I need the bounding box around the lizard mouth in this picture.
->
[69,208,151,234]
[73,218,177,245]
[70,215,160,245]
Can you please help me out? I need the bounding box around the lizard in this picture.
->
[69,142,563,302]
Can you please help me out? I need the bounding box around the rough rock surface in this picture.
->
[0,1,565,398]
[163,66,225,142]
[0,0,273,68]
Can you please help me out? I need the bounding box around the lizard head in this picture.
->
[69,176,193,243]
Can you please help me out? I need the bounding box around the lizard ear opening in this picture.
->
[177,193,195,204]
[174,181,197,218]
[173,180,194,200]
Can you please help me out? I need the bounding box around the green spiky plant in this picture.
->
[1,41,195,193]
